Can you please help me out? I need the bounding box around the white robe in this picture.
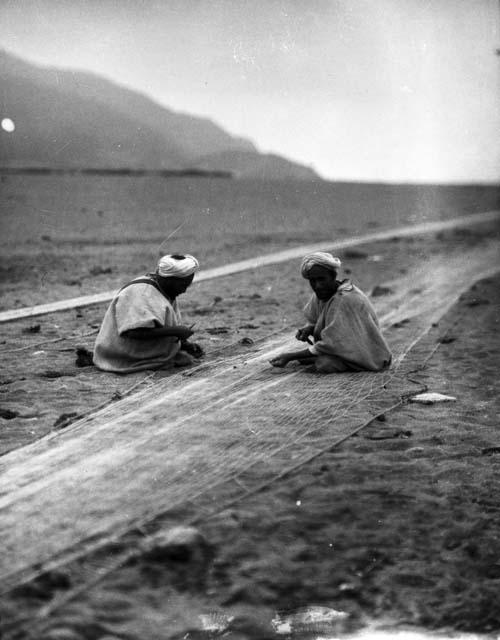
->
[93,281,182,373]
[304,281,391,371]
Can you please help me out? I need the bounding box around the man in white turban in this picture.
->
[270,251,391,373]
[94,254,203,373]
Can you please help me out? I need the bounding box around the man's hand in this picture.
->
[269,355,290,368]
[296,325,314,342]
[181,341,205,358]
[175,325,195,341]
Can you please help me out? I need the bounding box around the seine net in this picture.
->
[0,245,498,597]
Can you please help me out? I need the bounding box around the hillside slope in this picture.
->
[0,50,319,179]
[192,149,318,180]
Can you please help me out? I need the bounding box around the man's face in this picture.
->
[306,266,338,301]
[159,274,194,298]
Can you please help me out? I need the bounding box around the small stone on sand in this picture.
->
[139,526,212,564]
[370,285,394,297]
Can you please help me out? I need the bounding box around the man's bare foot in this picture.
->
[297,357,316,365]
[269,356,289,368]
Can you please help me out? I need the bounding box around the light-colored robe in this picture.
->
[304,280,391,371]
[93,280,182,373]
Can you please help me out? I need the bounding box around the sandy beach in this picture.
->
[1,213,499,639]
[1,2,499,635]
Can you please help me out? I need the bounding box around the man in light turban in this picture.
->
[94,254,203,373]
[300,251,342,278]
[270,251,391,373]
[156,254,199,279]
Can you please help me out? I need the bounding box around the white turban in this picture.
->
[157,254,199,278]
[301,252,341,278]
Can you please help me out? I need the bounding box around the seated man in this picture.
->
[93,253,203,373]
[270,251,391,373]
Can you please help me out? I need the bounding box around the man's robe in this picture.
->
[304,280,391,371]
[93,279,182,373]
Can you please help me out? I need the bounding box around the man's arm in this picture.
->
[123,325,194,341]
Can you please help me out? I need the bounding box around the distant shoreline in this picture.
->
[0,166,233,178]
[1,167,498,187]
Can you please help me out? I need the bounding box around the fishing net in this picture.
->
[0,244,498,602]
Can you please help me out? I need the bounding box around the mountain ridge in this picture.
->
[0,50,320,180]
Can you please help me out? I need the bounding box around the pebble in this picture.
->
[75,347,94,367]
[139,525,212,564]
[343,249,368,259]
[0,408,19,419]
[22,324,41,334]
[370,285,394,297]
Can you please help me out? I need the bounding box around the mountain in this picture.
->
[192,150,318,180]
[0,50,320,179]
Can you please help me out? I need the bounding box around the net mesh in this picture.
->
[0,244,499,599]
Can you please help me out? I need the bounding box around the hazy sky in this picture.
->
[1,0,499,182]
